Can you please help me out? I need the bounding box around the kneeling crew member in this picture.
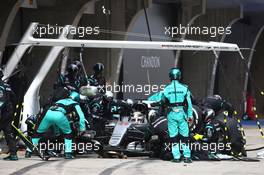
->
[26,91,86,159]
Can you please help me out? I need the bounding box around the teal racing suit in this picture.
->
[160,80,193,159]
[30,98,86,153]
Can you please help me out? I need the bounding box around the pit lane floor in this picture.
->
[0,127,264,175]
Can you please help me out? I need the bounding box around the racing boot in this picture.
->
[171,159,181,163]
[183,157,192,163]
[3,154,18,161]
[65,152,75,159]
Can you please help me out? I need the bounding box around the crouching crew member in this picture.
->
[202,95,234,116]
[26,91,86,159]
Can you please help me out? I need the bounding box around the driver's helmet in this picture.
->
[131,111,145,123]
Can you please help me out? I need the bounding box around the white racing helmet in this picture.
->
[213,94,222,100]
[148,109,157,118]
[131,111,145,123]
[105,91,114,101]
[80,85,98,97]
[204,108,215,123]
[126,99,133,106]
[148,109,158,123]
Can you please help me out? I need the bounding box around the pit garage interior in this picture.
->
[0,0,264,174]
[1,0,264,117]
[0,0,263,114]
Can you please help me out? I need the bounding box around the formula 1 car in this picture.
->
[19,91,246,161]
[97,98,246,160]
